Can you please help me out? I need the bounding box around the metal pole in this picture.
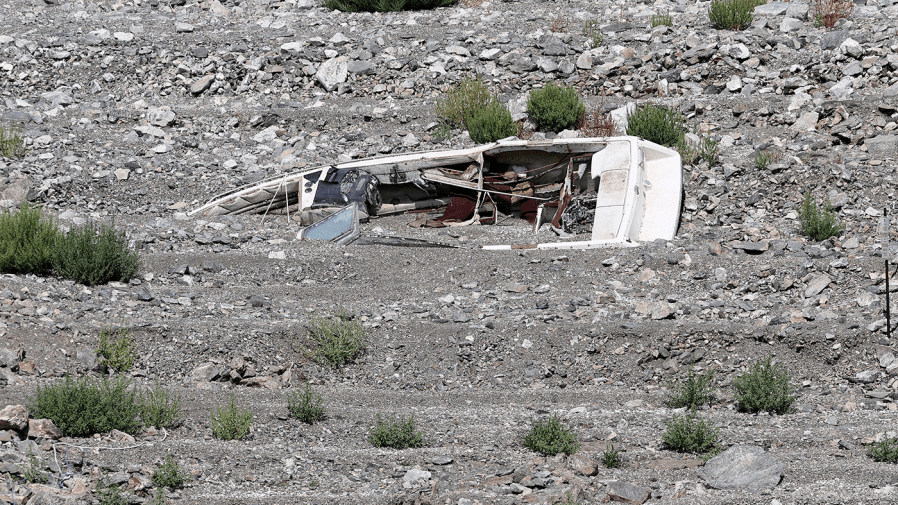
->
[882,208,892,340]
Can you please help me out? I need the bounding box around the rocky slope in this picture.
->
[2,0,898,503]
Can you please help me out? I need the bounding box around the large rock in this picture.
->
[316,58,347,92]
[865,135,898,158]
[28,419,63,439]
[0,178,30,204]
[0,347,24,369]
[0,404,28,431]
[189,362,226,382]
[606,480,651,504]
[0,367,23,386]
[190,75,214,95]
[147,106,176,127]
[697,445,783,492]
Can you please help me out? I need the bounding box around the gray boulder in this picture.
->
[698,445,783,492]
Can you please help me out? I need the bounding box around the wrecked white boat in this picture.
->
[190,136,682,249]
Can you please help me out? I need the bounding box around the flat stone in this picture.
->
[697,445,783,492]
[190,74,214,95]
[732,241,769,253]
[147,107,175,127]
[753,2,789,15]
[791,112,819,131]
[576,52,592,70]
[189,362,225,382]
[428,455,453,465]
[804,274,832,298]
[316,58,347,92]
[346,60,375,75]
[0,405,28,431]
[28,419,63,439]
[568,455,598,476]
[606,480,651,504]
[403,468,431,483]
[865,135,898,158]
[0,347,23,368]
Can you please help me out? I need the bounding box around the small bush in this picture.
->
[0,204,61,276]
[698,136,720,166]
[368,414,426,449]
[708,0,759,31]
[140,383,182,429]
[662,412,719,454]
[666,366,716,411]
[324,0,456,12]
[733,355,799,415]
[814,0,853,29]
[29,375,144,437]
[97,327,135,373]
[523,415,580,456]
[210,393,253,440]
[601,444,623,468]
[651,11,673,27]
[0,123,25,158]
[869,438,898,463]
[527,84,586,133]
[467,99,517,144]
[797,192,845,241]
[753,150,775,169]
[152,455,190,489]
[435,77,493,130]
[96,477,128,505]
[287,380,326,424]
[583,19,603,48]
[626,105,687,147]
[304,313,365,368]
[19,451,49,484]
[52,219,140,286]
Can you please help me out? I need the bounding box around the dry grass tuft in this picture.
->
[814,0,853,28]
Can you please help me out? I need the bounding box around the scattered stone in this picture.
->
[0,405,28,432]
[697,445,783,492]
[606,480,651,504]
[27,419,63,440]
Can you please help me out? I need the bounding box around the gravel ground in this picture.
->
[2,0,898,503]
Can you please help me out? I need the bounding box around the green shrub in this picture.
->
[527,84,586,133]
[368,414,426,449]
[677,132,718,166]
[29,375,144,437]
[140,382,182,429]
[287,380,326,424]
[211,393,253,440]
[97,327,135,373]
[708,0,760,30]
[754,150,774,169]
[324,0,456,12]
[19,451,48,484]
[523,415,580,456]
[662,412,719,454]
[733,355,799,414]
[601,444,623,468]
[152,455,190,489]
[666,366,716,411]
[0,123,25,158]
[435,76,493,130]
[869,437,898,463]
[52,219,140,286]
[467,99,517,144]
[304,313,365,368]
[96,477,128,505]
[797,192,845,241]
[651,11,673,27]
[583,19,603,48]
[626,104,686,147]
[0,204,61,276]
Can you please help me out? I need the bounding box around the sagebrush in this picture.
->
[708,0,761,31]
[733,355,799,414]
[304,313,365,368]
[140,382,182,429]
[52,219,140,286]
[666,366,716,411]
[29,375,144,437]
[467,99,517,144]
[435,77,492,130]
[651,11,673,27]
[523,415,580,456]
[210,393,253,440]
[97,327,135,373]
[0,123,25,158]
[0,204,60,276]
[152,455,190,489]
[19,451,48,484]
[797,192,845,241]
[626,104,686,147]
[662,412,720,454]
[368,414,426,449]
[287,381,326,424]
[527,84,586,133]
[869,437,898,463]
